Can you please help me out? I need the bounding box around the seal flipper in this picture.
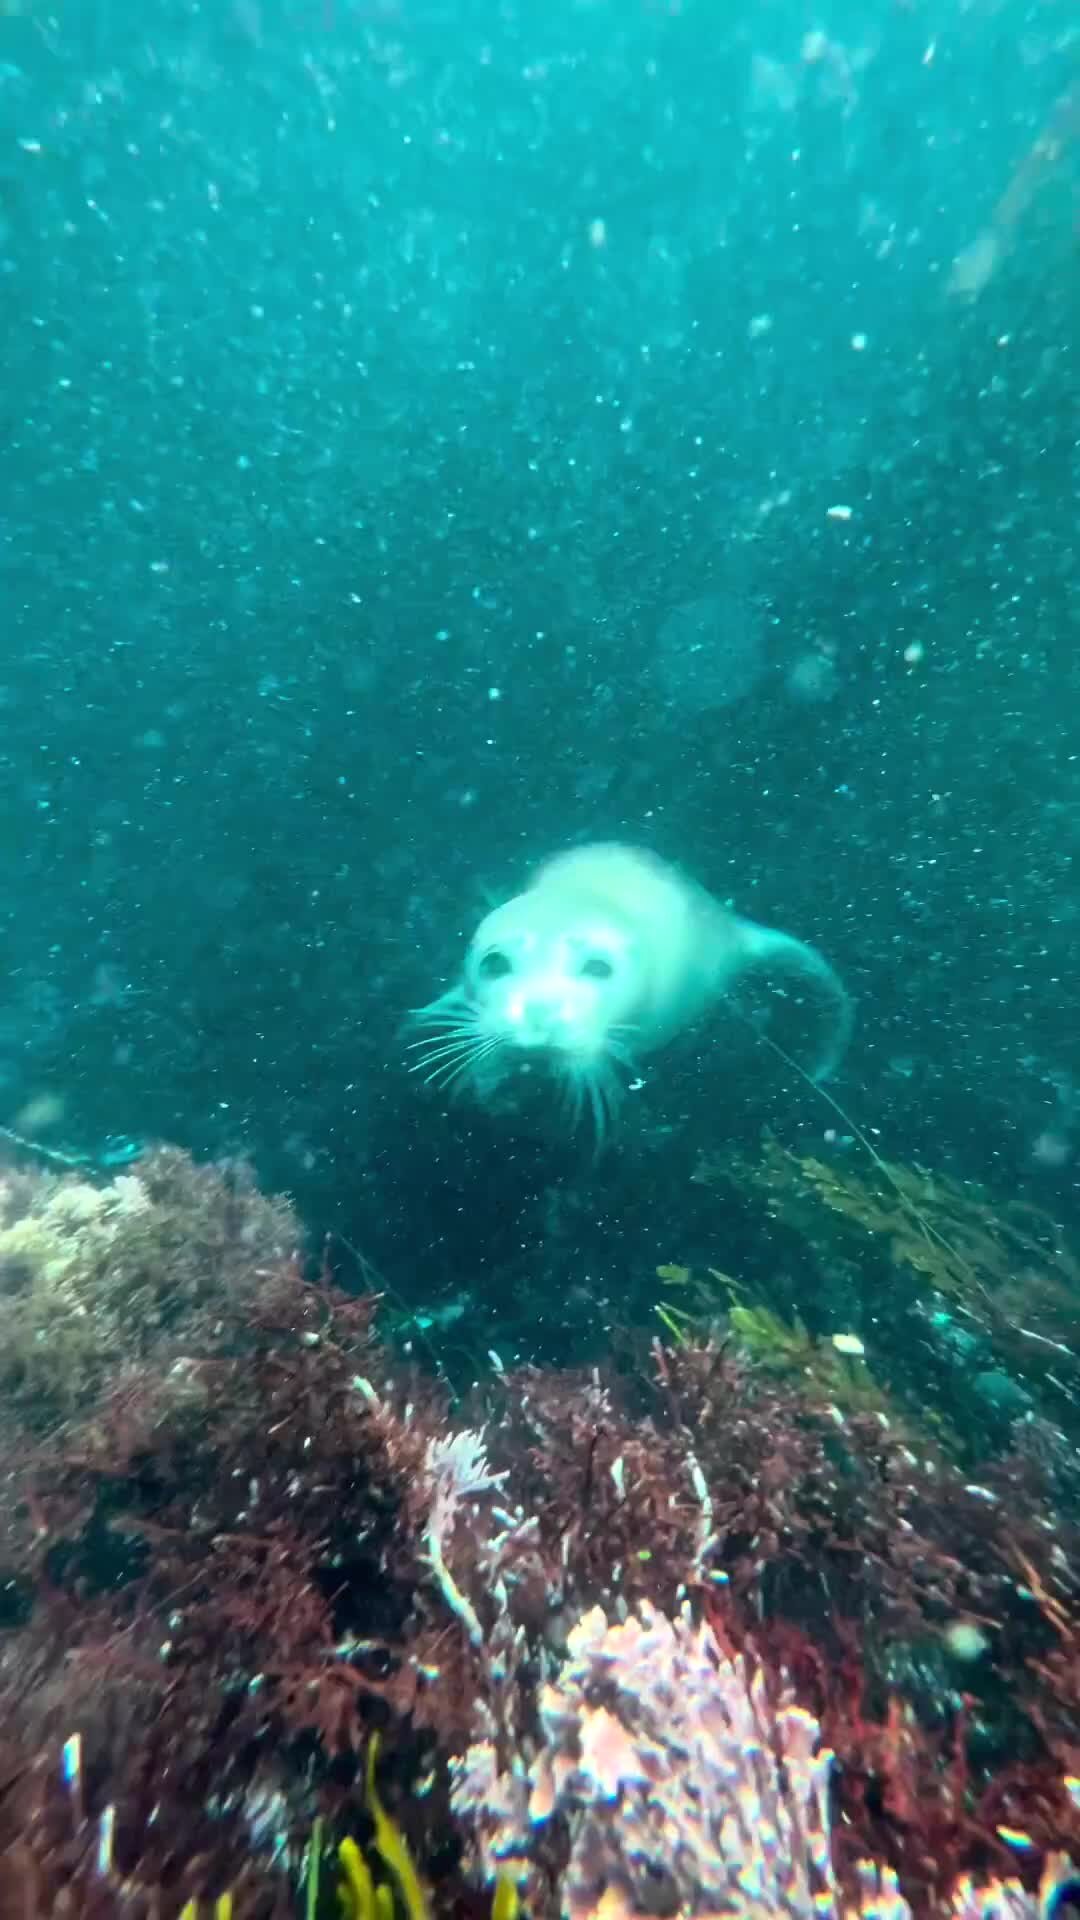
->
[725,921,853,1082]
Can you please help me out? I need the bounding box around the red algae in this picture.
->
[0,1150,1077,1915]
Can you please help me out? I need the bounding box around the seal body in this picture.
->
[407,844,851,1142]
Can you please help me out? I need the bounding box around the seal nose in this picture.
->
[508,990,568,1047]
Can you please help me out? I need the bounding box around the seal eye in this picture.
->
[580,955,615,980]
[478,949,513,981]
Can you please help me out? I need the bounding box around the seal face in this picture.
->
[463,895,644,1061]
[407,843,851,1146]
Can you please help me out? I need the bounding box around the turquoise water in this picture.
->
[3,13,1080,1911]
[1,0,1078,1344]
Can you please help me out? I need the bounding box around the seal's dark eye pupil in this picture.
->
[581,955,614,980]
[478,949,512,980]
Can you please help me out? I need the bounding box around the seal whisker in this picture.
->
[585,1072,604,1148]
[407,1016,477,1037]
[407,1037,493,1077]
[404,1029,482,1058]
[586,1066,616,1153]
[559,1056,624,1153]
[426,1060,491,1094]
[406,1040,475,1066]
[561,1069,586,1137]
[604,1023,640,1064]
[404,1019,480,1043]
[407,997,477,1032]
[422,1039,502,1091]
[603,1036,637,1071]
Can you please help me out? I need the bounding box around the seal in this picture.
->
[407,843,852,1144]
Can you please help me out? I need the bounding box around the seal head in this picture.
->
[463,887,644,1060]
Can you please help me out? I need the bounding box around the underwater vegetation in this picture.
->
[0,1150,1079,1915]
[686,1135,1080,1453]
[0,1145,296,1432]
[656,1277,897,1430]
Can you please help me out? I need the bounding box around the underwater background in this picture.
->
[2,0,1080,1342]
[4,4,1080,1916]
